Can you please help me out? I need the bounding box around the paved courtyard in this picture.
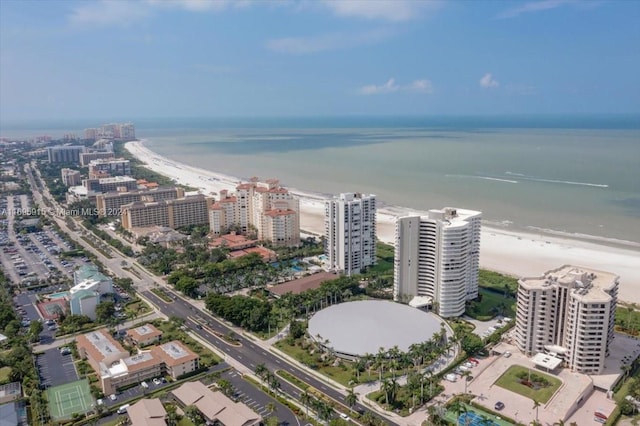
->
[438,342,618,425]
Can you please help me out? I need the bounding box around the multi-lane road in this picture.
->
[24,163,400,425]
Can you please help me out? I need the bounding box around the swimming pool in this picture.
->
[48,291,69,300]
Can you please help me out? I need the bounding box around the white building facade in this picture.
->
[515,265,619,374]
[324,193,377,276]
[393,207,481,317]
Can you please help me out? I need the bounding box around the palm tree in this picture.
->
[300,390,312,416]
[461,370,472,394]
[532,399,541,423]
[346,387,358,413]
[553,420,566,426]
[254,363,268,381]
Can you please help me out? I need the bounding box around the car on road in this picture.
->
[494,401,505,411]
[503,351,512,358]
[340,413,351,421]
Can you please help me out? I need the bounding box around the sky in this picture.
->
[1,0,639,122]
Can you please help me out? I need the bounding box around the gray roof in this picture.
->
[308,300,445,357]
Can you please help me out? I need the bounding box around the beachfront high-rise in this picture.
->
[324,193,377,276]
[393,208,482,318]
[121,194,213,230]
[515,265,619,374]
[208,178,300,247]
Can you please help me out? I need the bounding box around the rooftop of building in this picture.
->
[77,329,127,362]
[171,381,260,426]
[121,351,159,372]
[88,158,129,165]
[98,176,137,183]
[520,264,619,302]
[152,340,198,366]
[209,232,256,250]
[127,399,167,426]
[0,382,22,399]
[127,324,162,340]
[227,246,277,262]
[268,271,338,297]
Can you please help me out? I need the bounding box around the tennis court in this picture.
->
[47,379,93,420]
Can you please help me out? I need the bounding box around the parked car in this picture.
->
[503,351,512,358]
[109,394,117,401]
[153,378,162,385]
[495,401,505,411]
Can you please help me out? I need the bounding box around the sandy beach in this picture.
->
[126,140,640,304]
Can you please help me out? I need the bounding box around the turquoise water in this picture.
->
[48,291,69,299]
[3,115,639,243]
[141,119,640,244]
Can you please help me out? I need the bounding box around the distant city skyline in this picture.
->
[1,0,639,122]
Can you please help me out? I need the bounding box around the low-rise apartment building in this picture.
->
[127,324,163,347]
[84,176,139,193]
[77,328,200,395]
[88,158,131,178]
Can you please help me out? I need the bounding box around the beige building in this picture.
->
[208,178,300,247]
[171,381,261,426]
[88,158,131,178]
[515,265,619,374]
[77,329,199,395]
[121,194,213,230]
[79,151,115,167]
[96,187,184,218]
[127,399,167,426]
[61,168,81,186]
[127,324,163,347]
[76,329,129,376]
[84,176,138,193]
[151,341,199,379]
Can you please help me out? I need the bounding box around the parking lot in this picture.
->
[0,194,87,288]
[37,348,78,388]
[222,369,301,425]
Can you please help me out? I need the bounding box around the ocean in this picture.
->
[3,115,640,244]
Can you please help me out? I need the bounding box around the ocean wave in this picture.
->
[447,174,518,184]
[525,226,640,249]
[505,172,608,188]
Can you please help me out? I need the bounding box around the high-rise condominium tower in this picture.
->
[515,265,618,374]
[393,207,481,317]
[324,193,377,276]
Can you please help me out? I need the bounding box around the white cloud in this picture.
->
[407,79,434,94]
[496,0,594,19]
[359,78,400,95]
[266,29,393,54]
[480,73,499,88]
[320,0,442,22]
[358,78,434,95]
[68,1,151,27]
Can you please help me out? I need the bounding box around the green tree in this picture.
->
[95,301,116,323]
[28,320,43,342]
[461,333,484,356]
[346,387,358,413]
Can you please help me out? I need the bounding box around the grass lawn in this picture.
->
[615,305,640,336]
[495,365,562,404]
[125,300,152,317]
[479,270,519,296]
[0,366,12,383]
[366,242,394,276]
[275,339,398,386]
[466,288,516,321]
[178,418,197,426]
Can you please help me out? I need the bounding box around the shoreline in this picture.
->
[125,139,640,304]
